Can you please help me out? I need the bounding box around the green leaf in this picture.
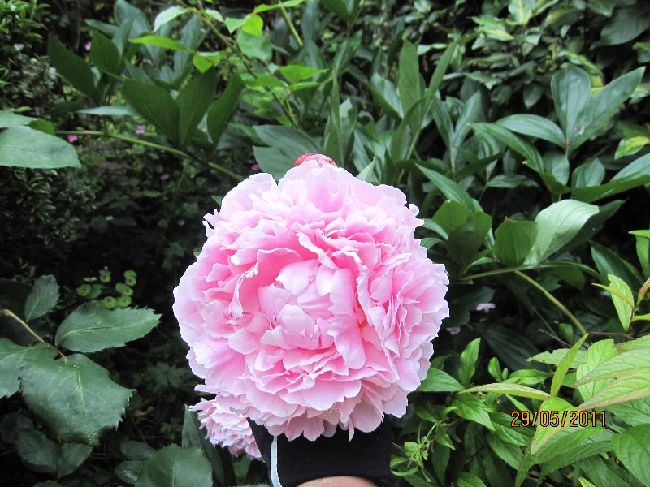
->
[90,32,121,75]
[175,70,216,145]
[575,350,650,385]
[459,338,481,387]
[576,339,617,402]
[631,230,650,277]
[457,471,487,487]
[471,123,544,174]
[398,41,423,115]
[135,445,212,487]
[24,275,59,321]
[182,407,226,487]
[608,398,650,427]
[602,274,635,331]
[206,74,242,147]
[529,348,586,366]
[494,219,537,266]
[122,80,179,142]
[615,136,650,159]
[551,334,588,396]
[254,0,305,13]
[130,35,191,52]
[432,200,471,234]
[591,242,641,289]
[452,394,494,430]
[253,125,319,178]
[573,153,650,202]
[0,127,80,169]
[55,302,160,353]
[16,429,58,473]
[428,41,457,96]
[524,200,599,264]
[417,165,480,211]
[530,396,574,454]
[572,68,644,150]
[487,433,522,469]
[0,110,35,128]
[601,7,650,46]
[572,159,604,188]
[0,339,27,398]
[418,367,463,392]
[21,354,132,445]
[236,31,271,61]
[369,73,402,118]
[579,371,650,409]
[58,442,93,477]
[154,6,190,31]
[538,429,612,476]
[551,66,590,148]
[321,0,359,20]
[48,37,98,102]
[498,114,564,147]
[508,0,535,25]
[278,64,323,83]
[611,425,650,485]
[462,383,550,400]
[77,106,135,116]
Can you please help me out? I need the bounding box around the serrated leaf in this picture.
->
[579,372,650,409]
[524,200,599,264]
[24,275,58,321]
[0,127,80,169]
[452,394,494,430]
[551,334,588,396]
[575,350,650,385]
[529,348,586,366]
[462,383,550,400]
[418,367,463,392]
[130,35,191,52]
[530,396,574,454]
[611,425,650,485]
[459,338,481,387]
[576,339,617,401]
[135,445,211,487]
[0,342,54,398]
[457,471,487,487]
[154,6,189,31]
[487,433,522,468]
[58,442,92,477]
[55,302,160,352]
[603,274,635,331]
[20,354,132,445]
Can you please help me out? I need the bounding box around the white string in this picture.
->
[270,436,283,487]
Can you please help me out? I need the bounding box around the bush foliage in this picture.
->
[1,0,649,486]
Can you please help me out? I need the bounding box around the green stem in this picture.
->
[0,308,66,359]
[461,262,600,281]
[279,1,303,47]
[514,270,587,335]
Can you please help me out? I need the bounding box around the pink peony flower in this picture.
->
[293,152,335,168]
[173,154,449,441]
[192,398,262,460]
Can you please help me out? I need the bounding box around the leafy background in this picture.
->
[1,0,649,486]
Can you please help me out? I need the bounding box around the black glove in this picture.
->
[248,419,395,487]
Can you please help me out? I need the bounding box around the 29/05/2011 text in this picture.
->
[511,410,606,428]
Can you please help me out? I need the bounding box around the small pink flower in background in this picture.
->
[160,173,171,181]
[191,399,262,460]
[173,154,449,442]
[293,152,336,168]
[66,134,79,143]
[476,303,496,312]
[251,163,260,172]
[84,41,91,52]
[134,125,146,135]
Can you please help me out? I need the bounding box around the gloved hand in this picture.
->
[248,420,395,487]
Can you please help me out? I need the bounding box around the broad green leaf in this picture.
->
[417,165,480,211]
[611,425,650,485]
[551,66,590,148]
[448,211,492,270]
[524,200,599,264]
[16,429,58,473]
[154,6,189,31]
[576,339,617,401]
[418,367,463,392]
[575,350,650,385]
[572,159,604,188]
[452,394,494,430]
[617,335,650,353]
[78,106,135,116]
[432,200,470,234]
[462,383,550,400]
[206,74,242,146]
[591,242,642,289]
[457,472,487,487]
[572,153,650,202]
[474,15,513,41]
[0,110,35,128]
[21,354,132,445]
[58,442,93,477]
[120,441,155,460]
[192,54,213,73]
[24,275,58,321]
[321,0,359,20]
[551,334,588,396]
[369,73,402,118]
[182,407,225,487]
[0,342,54,398]
[90,32,121,75]
[529,347,586,366]
[471,123,544,173]
[428,41,457,95]
[572,68,644,150]
[498,114,564,147]
[538,429,611,476]
[603,274,635,331]
[601,7,650,46]
[579,371,650,409]
[487,433,521,468]
[615,136,650,159]
[459,338,481,387]
[130,35,191,52]
[48,37,98,101]
[508,0,535,25]
[542,151,570,185]
[122,80,179,142]
[0,127,80,169]
[175,70,216,145]
[135,445,211,487]
[608,398,650,427]
[530,396,574,454]
[398,41,423,115]
[278,65,323,83]
[253,125,319,178]
[55,302,160,352]
[236,31,271,61]
[494,219,537,266]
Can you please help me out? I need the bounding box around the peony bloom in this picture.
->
[173,154,449,441]
[192,398,261,460]
[293,152,336,168]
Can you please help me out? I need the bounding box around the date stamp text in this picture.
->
[511,410,606,428]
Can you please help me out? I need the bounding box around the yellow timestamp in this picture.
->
[511,410,607,428]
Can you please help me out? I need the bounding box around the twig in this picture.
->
[279,1,303,47]
[0,308,66,359]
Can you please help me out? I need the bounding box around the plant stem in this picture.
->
[514,270,587,335]
[0,308,66,359]
[461,262,600,281]
[279,1,303,47]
